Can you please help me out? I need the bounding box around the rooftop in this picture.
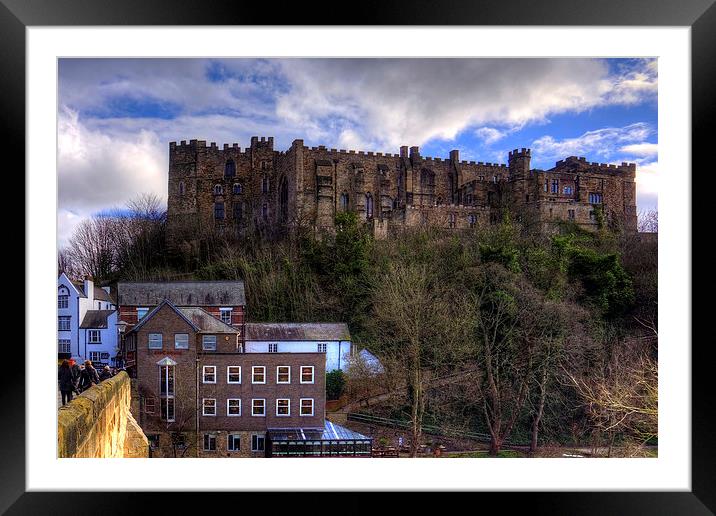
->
[79,310,115,329]
[177,307,238,334]
[117,280,245,307]
[245,322,351,342]
[268,421,371,442]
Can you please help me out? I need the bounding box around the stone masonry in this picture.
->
[166,137,637,245]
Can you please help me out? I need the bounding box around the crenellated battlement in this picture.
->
[554,156,636,173]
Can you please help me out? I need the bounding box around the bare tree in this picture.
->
[637,209,658,233]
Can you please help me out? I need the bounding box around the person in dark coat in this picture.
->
[99,365,113,382]
[69,359,81,395]
[80,360,100,391]
[58,360,74,406]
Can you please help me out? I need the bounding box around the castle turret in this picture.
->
[508,148,531,179]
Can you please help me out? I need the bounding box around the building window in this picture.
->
[214,184,224,195]
[225,159,236,178]
[144,397,155,414]
[159,364,175,422]
[590,210,596,221]
[228,434,241,451]
[137,307,148,320]
[202,335,217,351]
[589,192,603,204]
[252,366,266,384]
[58,316,71,331]
[276,366,291,384]
[551,179,559,193]
[300,366,315,384]
[175,333,189,350]
[219,308,232,324]
[88,330,101,344]
[203,398,217,416]
[214,202,225,220]
[262,175,270,193]
[58,339,71,354]
[268,343,278,353]
[365,193,374,219]
[148,333,162,349]
[568,209,576,220]
[227,399,241,416]
[178,181,185,196]
[317,343,327,353]
[89,351,102,363]
[227,366,241,384]
[468,214,477,228]
[252,399,266,417]
[58,293,69,309]
[300,398,314,416]
[233,182,242,194]
[448,212,456,228]
[233,202,243,222]
[340,192,349,212]
[544,179,548,192]
[203,433,217,451]
[203,366,216,384]
[563,186,573,195]
[493,176,498,183]
[276,399,290,417]
[251,434,265,452]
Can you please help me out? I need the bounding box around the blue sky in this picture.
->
[57,58,657,245]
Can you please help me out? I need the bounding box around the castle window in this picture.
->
[589,192,603,204]
[214,184,223,195]
[551,179,559,193]
[493,176,498,183]
[233,182,242,194]
[262,175,270,193]
[214,202,225,220]
[178,181,185,196]
[568,209,575,220]
[468,214,477,228]
[340,192,349,212]
[224,159,236,178]
[448,213,456,228]
[365,193,374,219]
[233,203,242,222]
[262,203,268,220]
[544,179,548,192]
[563,186,573,195]
[261,160,270,171]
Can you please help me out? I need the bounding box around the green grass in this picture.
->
[443,450,522,458]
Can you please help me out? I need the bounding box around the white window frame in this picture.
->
[228,433,241,452]
[58,316,71,331]
[300,398,314,417]
[227,398,241,416]
[219,308,232,325]
[276,398,290,417]
[202,398,217,416]
[276,365,291,384]
[202,334,217,351]
[88,329,101,343]
[137,307,149,320]
[89,351,102,363]
[300,366,315,384]
[175,333,189,350]
[227,366,241,384]
[203,433,217,451]
[251,398,266,417]
[58,339,71,354]
[251,434,265,452]
[58,293,69,309]
[159,364,175,422]
[148,333,163,349]
[252,366,266,384]
[203,365,217,384]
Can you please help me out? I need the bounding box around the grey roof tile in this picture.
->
[117,281,245,307]
[245,322,351,341]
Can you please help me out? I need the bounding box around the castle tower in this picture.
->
[508,148,531,179]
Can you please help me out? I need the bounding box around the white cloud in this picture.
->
[620,142,658,157]
[474,127,507,145]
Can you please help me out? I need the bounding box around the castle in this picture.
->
[166,136,637,246]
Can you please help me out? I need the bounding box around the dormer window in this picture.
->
[214,184,223,195]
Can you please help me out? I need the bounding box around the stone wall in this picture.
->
[57,371,149,458]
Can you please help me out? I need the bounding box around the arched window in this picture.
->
[340,192,349,212]
[365,193,374,219]
[214,202,225,220]
[178,181,185,196]
[58,286,69,309]
[224,159,236,178]
[214,184,223,195]
[233,183,242,194]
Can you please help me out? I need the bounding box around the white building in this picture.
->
[245,323,353,372]
[57,273,119,367]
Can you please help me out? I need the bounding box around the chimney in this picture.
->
[84,277,94,302]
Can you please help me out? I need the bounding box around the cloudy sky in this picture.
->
[58,58,657,246]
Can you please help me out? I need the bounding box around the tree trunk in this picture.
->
[489,435,502,456]
[530,367,548,454]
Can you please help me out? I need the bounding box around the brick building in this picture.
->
[166,137,637,245]
[119,282,371,457]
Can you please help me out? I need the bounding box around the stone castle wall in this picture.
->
[57,371,148,458]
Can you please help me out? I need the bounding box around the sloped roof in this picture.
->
[117,281,245,307]
[245,322,351,342]
[128,300,200,334]
[79,310,115,329]
[177,307,238,334]
[70,282,116,304]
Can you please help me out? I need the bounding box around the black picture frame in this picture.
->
[4,0,712,513]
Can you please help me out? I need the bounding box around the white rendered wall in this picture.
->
[245,340,352,371]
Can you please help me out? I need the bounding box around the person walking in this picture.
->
[80,360,100,392]
[69,359,81,395]
[99,365,113,382]
[58,360,75,406]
